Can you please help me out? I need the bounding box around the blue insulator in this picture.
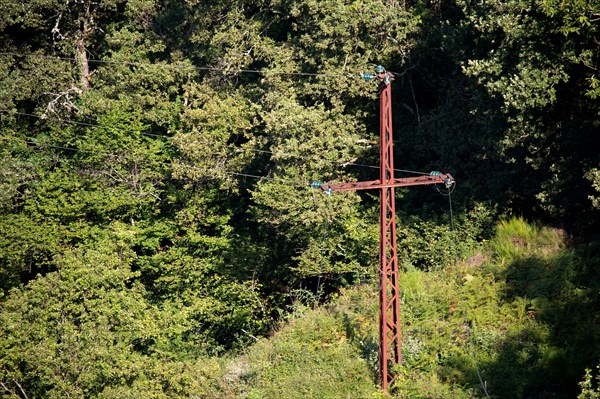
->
[360,73,376,81]
[375,64,385,74]
[430,171,442,176]
[310,181,323,189]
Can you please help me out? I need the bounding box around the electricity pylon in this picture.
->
[317,65,454,392]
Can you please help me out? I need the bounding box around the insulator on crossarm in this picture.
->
[360,73,376,81]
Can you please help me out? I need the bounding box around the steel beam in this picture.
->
[377,75,400,391]
[320,174,454,192]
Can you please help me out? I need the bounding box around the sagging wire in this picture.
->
[0,52,418,84]
[4,110,432,177]
[2,136,310,188]
[441,180,492,399]
[0,51,362,79]
[446,180,457,264]
[312,186,333,306]
[8,111,169,139]
[468,320,493,399]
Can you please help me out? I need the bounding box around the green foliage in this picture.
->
[490,216,566,261]
[0,232,262,398]
[1,0,600,396]
[485,218,600,397]
[1,237,182,398]
[172,83,257,188]
[239,307,377,398]
[586,167,600,209]
[395,201,496,271]
[389,217,599,398]
[204,217,597,398]
[578,365,600,399]
[401,0,600,230]
[543,0,599,35]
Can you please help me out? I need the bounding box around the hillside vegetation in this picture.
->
[175,217,598,399]
[1,0,599,397]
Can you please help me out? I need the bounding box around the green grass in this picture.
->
[491,216,566,261]
[219,299,379,399]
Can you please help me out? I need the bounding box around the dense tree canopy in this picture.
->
[1,0,598,397]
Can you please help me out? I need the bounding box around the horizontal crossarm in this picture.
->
[320,173,454,192]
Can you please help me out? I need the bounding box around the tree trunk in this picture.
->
[76,36,90,92]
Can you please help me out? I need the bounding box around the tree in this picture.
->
[395,0,600,230]
[1,237,160,398]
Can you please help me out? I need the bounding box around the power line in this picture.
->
[0,52,420,91]
[443,181,491,399]
[0,54,431,176]
[0,51,359,79]
[0,137,309,188]
[5,110,431,176]
[11,112,168,139]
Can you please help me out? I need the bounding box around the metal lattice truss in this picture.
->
[319,67,454,392]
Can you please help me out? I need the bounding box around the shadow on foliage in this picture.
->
[481,242,600,399]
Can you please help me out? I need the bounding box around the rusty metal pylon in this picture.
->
[318,65,454,392]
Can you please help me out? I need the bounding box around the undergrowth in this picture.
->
[195,217,600,398]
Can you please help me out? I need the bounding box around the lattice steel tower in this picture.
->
[318,65,454,392]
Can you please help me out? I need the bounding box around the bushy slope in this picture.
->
[215,217,600,399]
[2,217,598,397]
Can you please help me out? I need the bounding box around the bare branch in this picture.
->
[0,380,13,395]
[13,378,29,399]
[41,87,83,119]
[51,12,66,41]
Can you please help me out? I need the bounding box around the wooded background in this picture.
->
[1,0,599,397]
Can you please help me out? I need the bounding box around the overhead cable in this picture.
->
[0,52,357,78]
[0,137,309,188]
[5,110,431,176]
